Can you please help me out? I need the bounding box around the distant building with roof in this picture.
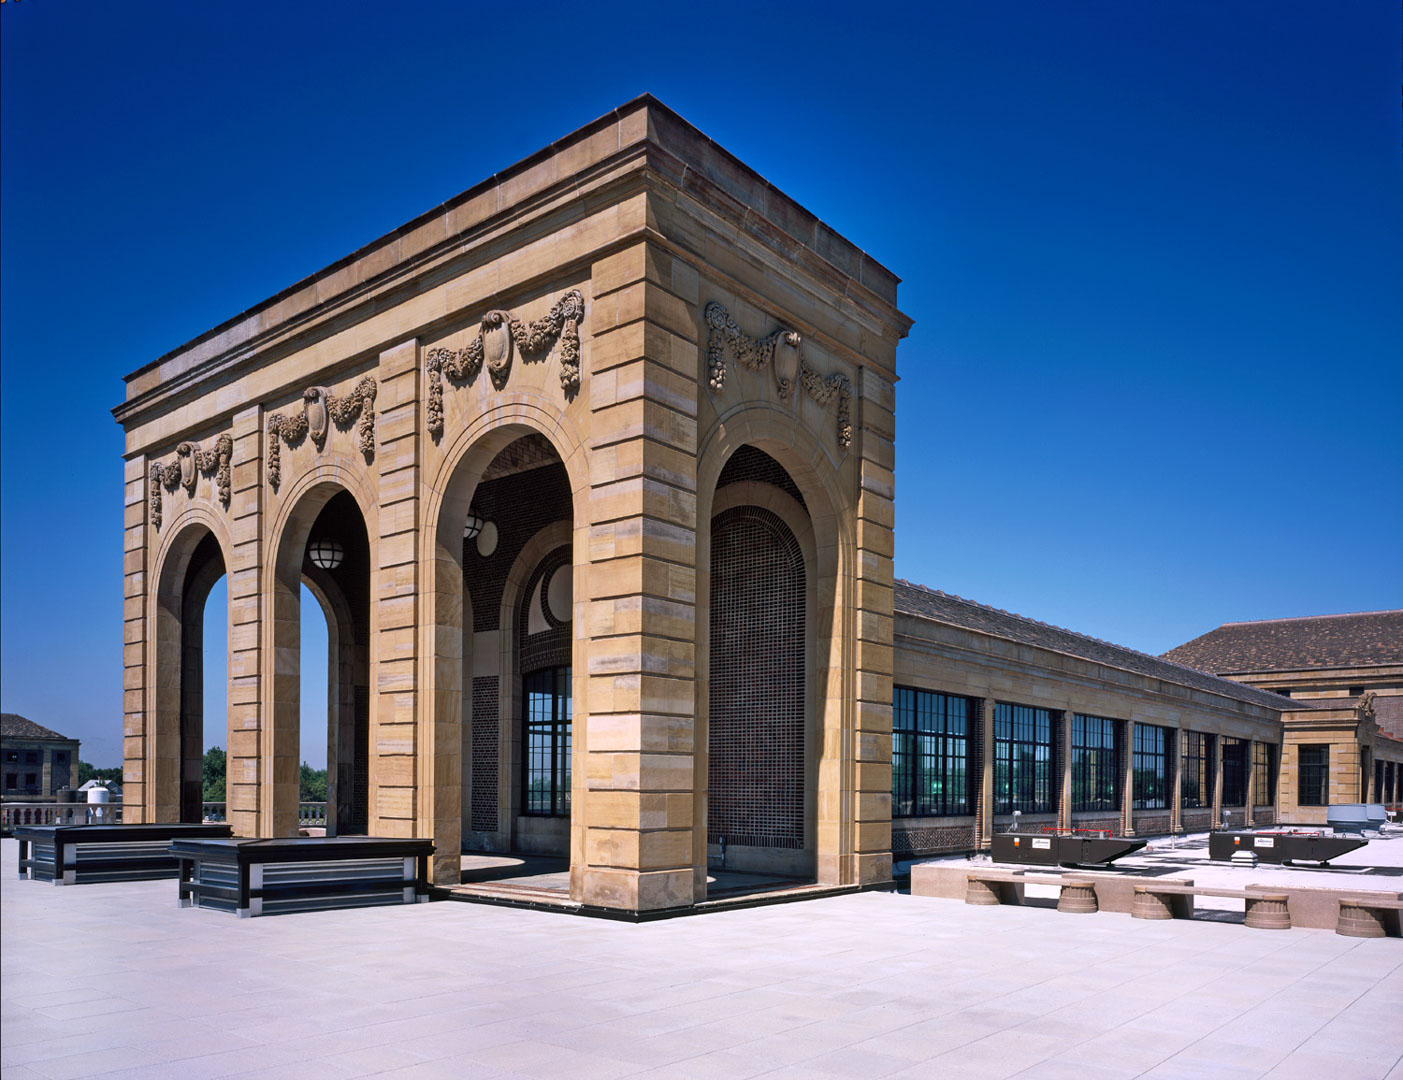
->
[890,582,1288,859]
[1,713,81,801]
[1164,611,1403,822]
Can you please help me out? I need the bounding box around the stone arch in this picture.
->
[265,475,376,837]
[695,405,857,889]
[421,399,589,888]
[150,512,234,825]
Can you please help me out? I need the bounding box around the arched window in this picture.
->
[522,666,571,816]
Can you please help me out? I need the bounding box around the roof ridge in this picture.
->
[893,580,1311,710]
[1219,610,1403,626]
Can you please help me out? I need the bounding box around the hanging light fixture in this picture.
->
[308,536,345,570]
[462,511,485,541]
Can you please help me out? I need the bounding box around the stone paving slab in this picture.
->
[3,839,1401,1079]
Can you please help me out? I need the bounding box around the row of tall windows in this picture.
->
[1132,723,1170,810]
[891,690,1282,817]
[891,688,971,816]
[1070,715,1118,812]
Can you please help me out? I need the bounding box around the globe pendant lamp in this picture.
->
[463,511,485,541]
[308,536,344,570]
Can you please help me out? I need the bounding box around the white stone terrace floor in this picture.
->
[2,839,1401,1080]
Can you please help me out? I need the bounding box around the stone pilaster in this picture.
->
[1059,709,1074,831]
[1122,719,1136,836]
[122,457,149,821]
[368,340,424,845]
[851,368,896,886]
[1170,728,1183,833]
[226,405,263,836]
[1211,734,1225,828]
[1244,737,1257,815]
[581,241,699,911]
[980,696,996,848]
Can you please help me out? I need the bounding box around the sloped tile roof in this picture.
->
[0,713,70,741]
[1162,611,1403,674]
[893,582,1300,712]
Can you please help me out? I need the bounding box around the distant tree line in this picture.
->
[77,761,124,786]
[201,747,327,802]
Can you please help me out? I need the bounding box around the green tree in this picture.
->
[202,746,226,802]
[299,762,327,802]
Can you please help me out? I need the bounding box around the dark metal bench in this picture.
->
[172,836,434,917]
[14,823,233,885]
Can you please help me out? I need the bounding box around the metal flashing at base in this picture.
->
[433,880,895,921]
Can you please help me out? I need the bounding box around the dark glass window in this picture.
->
[1181,731,1211,809]
[24,772,38,789]
[1298,745,1329,806]
[995,703,1054,814]
[1253,742,1276,806]
[891,687,971,817]
[1348,686,1364,696]
[4,751,16,763]
[1071,715,1119,812]
[1221,738,1247,806]
[56,752,68,764]
[522,666,571,816]
[3,773,15,790]
[1132,723,1169,810]
[24,751,38,765]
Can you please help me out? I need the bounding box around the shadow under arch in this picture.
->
[695,405,858,892]
[151,514,234,825]
[266,480,374,838]
[422,403,589,889]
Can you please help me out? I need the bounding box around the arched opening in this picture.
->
[270,486,371,836]
[707,446,816,880]
[154,525,230,825]
[200,575,229,819]
[446,431,577,889]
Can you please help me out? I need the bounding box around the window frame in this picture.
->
[521,666,572,817]
[994,703,1054,815]
[1252,742,1276,807]
[1132,723,1169,811]
[891,686,972,818]
[1071,714,1120,813]
[1298,744,1329,806]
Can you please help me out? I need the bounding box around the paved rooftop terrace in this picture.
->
[2,839,1400,1080]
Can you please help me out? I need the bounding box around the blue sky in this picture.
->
[2,2,1399,767]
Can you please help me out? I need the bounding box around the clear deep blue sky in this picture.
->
[2,2,1400,767]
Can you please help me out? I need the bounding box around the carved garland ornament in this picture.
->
[266,376,377,488]
[149,433,234,530]
[705,300,853,450]
[425,289,585,438]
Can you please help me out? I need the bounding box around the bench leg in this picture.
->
[1245,894,1291,930]
[1336,902,1386,939]
[1057,882,1098,914]
[1132,890,1175,920]
[965,878,1003,906]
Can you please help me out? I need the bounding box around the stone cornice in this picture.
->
[113,96,912,437]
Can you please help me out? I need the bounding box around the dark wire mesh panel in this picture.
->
[708,505,806,849]
[470,677,499,832]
